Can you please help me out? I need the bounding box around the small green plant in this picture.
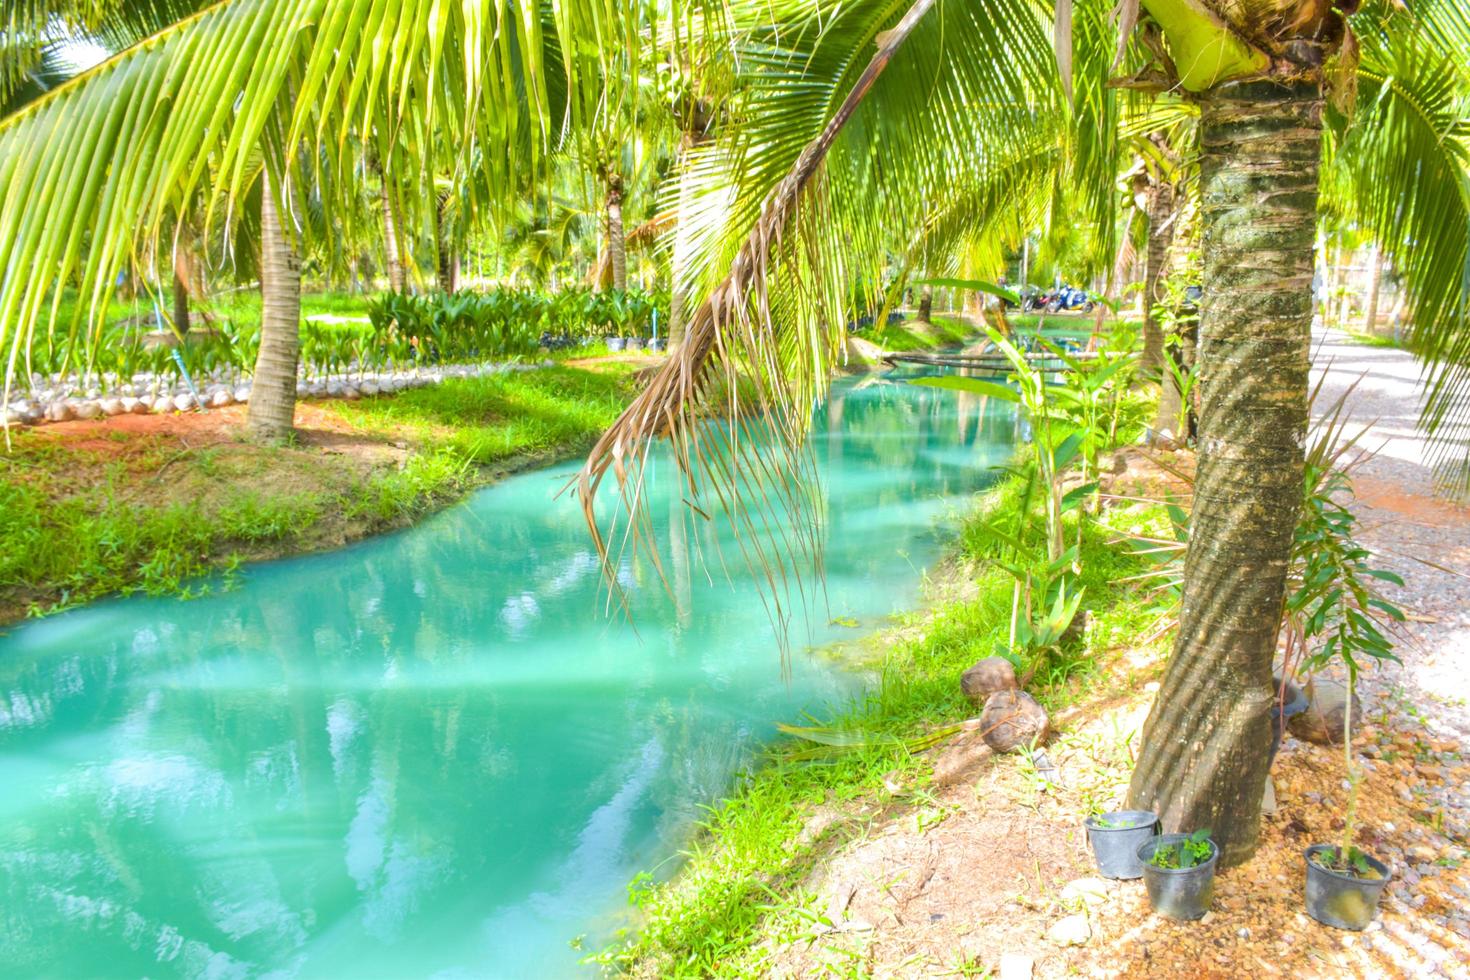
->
[1148,829,1214,870]
[1311,845,1382,880]
[1091,812,1148,830]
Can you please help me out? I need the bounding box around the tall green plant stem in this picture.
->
[1338,675,1360,867]
[1128,83,1321,866]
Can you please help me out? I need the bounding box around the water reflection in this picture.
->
[0,370,1016,977]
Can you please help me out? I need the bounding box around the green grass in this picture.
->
[326,364,637,465]
[0,456,329,613]
[213,289,374,330]
[1341,326,1412,352]
[855,314,974,351]
[43,286,371,335]
[601,475,1172,976]
[0,365,639,622]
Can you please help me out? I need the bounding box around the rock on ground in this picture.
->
[1046,913,1091,947]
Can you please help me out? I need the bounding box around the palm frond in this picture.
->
[0,0,651,400]
[1328,1,1470,494]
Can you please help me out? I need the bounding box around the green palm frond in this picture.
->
[0,0,667,395]
[1328,1,1470,493]
[1,0,113,108]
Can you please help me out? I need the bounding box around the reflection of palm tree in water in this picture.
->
[669,469,693,630]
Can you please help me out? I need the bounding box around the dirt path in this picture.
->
[1309,329,1470,748]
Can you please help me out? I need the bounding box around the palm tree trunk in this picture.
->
[1127,83,1320,868]
[436,196,459,294]
[917,284,933,323]
[605,173,627,291]
[1362,243,1381,335]
[382,184,405,293]
[1142,180,1172,369]
[1145,180,1182,440]
[171,268,191,338]
[247,169,302,443]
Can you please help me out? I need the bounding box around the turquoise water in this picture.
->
[0,373,1019,978]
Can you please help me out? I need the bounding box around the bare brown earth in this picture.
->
[14,400,406,466]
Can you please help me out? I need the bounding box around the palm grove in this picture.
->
[2,0,1468,868]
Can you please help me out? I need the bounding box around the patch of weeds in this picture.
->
[343,451,470,523]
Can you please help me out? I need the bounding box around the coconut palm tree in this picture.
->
[0,0,624,426]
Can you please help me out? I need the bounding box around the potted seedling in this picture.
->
[1302,679,1392,930]
[1137,829,1218,920]
[1084,810,1159,880]
[1280,421,1403,932]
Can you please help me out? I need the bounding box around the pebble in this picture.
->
[998,953,1034,980]
[0,358,554,426]
[1046,914,1091,947]
[1060,878,1110,906]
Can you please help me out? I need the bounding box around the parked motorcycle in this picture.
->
[1040,284,1095,314]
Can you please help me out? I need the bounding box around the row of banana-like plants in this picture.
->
[16,285,671,397]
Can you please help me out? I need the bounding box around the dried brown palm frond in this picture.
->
[571,0,939,635]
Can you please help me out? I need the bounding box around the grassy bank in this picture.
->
[0,364,638,625]
[599,472,1172,977]
[855,314,974,351]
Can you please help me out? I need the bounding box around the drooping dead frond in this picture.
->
[571,0,939,646]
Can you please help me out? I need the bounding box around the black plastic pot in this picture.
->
[1137,834,1218,920]
[1084,810,1159,880]
[606,337,627,352]
[625,336,646,350]
[1304,845,1391,931]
